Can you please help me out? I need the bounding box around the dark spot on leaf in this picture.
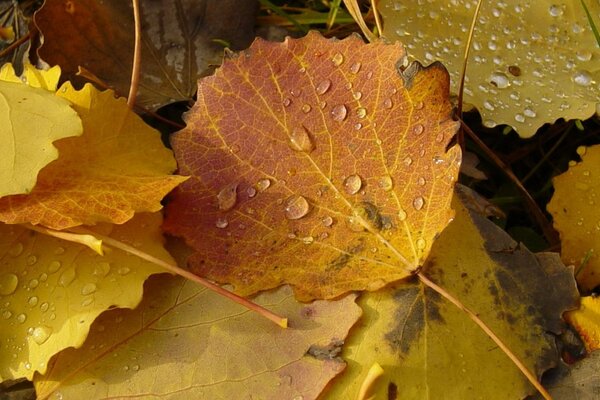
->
[306,339,344,361]
[388,382,398,400]
[300,306,316,318]
[508,65,521,76]
[384,285,424,354]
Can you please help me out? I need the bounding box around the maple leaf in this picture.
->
[34,0,258,110]
[164,31,461,300]
[379,0,600,138]
[532,352,600,400]
[547,144,600,291]
[0,64,82,197]
[323,185,579,399]
[0,213,170,381]
[0,82,187,229]
[34,275,361,400]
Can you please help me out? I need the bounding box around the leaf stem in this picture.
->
[417,271,553,400]
[127,0,142,108]
[24,224,104,255]
[0,30,31,59]
[342,0,377,42]
[72,228,289,328]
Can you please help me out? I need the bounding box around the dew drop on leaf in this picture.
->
[28,296,38,307]
[26,255,38,266]
[217,183,238,211]
[577,146,587,156]
[81,283,97,295]
[322,215,334,227]
[316,79,332,95]
[413,124,424,135]
[344,174,363,195]
[353,91,363,100]
[404,156,413,166]
[8,242,24,257]
[117,267,131,275]
[256,178,271,191]
[93,262,111,277]
[489,72,510,88]
[413,196,425,210]
[572,70,592,87]
[383,98,393,109]
[398,208,407,221]
[356,107,367,118]
[354,123,362,130]
[332,52,344,66]
[0,273,18,295]
[246,187,257,198]
[48,261,62,273]
[16,313,27,323]
[40,302,49,312]
[301,104,312,113]
[414,101,424,110]
[416,238,426,249]
[32,325,52,345]
[289,127,315,153]
[28,279,39,289]
[350,62,361,74]
[417,177,426,186]
[58,268,76,287]
[331,104,348,121]
[2,310,11,319]
[284,195,310,220]
[215,217,229,229]
[379,175,394,191]
[282,98,292,107]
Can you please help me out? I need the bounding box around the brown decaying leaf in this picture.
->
[163,31,461,300]
[34,0,258,110]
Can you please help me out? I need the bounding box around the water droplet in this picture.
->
[413,196,425,210]
[316,79,332,95]
[28,279,39,289]
[416,238,426,249]
[24,362,31,370]
[48,261,61,273]
[58,268,76,287]
[515,113,525,123]
[352,91,362,100]
[28,296,38,307]
[282,98,292,107]
[417,177,426,186]
[572,70,592,87]
[54,247,65,255]
[322,216,334,227]
[577,146,587,156]
[246,187,257,198]
[93,262,111,277]
[0,273,18,295]
[132,364,140,371]
[354,123,362,130]
[404,157,413,166]
[16,313,27,323]
[379,175,393,191]
[350,62,361,74]
[8,242,23,257]
[256,178,271,191]
[548,4,564,17]
[284,195,310,220]
[2,310,12,319]
[289,127,315,152]
[290,88,302,97]
[523,107,537,118]
[81,297,93,307]
[26,255,38,266]
[398,209,407,221]
[414,101,424,110]
[489,72,510,88]
[117,267,131,275]
[413,124,424,135]
[344,174,362,195]
[301,236,314,244]
[301,104,311,113]
[81,283,97,296]
[215,217,229,229]
[576,50,592,62]
[356,107,367,119]
[332,53,344,66]
[435,133,444,143]
[217,183,238,211]
[32,325,52,345]
[40,302,49,312]
[383,98,393,109]
[331,104,348,122]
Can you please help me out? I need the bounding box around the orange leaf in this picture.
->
[0,83,187,229]
[164,32,461,300]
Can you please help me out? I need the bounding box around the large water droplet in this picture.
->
[58,268,76,287]
[0,273,18,295]
[379,176,393,191]
[344,174,362,195]
[284,195,310,220]
[217,183,238,211]
[572,70,592,87]
[489,72,510,88]
[289,127,315,152]
[331,104,348,122]
[256,178,271,191]
[332,53,344,66]
[81,283,97,295]
[316,79,332,95]
[413,196,425,210]
[215,217,229,229]
[32,325,52,345]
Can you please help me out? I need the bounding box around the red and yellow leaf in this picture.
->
[164,32,460,300]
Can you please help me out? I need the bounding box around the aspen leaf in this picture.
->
[164,31,461,301]
[323,185,578,399]
[380,0,600,138]
[548,144,600,291]
[565,296,600,352]
[34,276,361,400]
[0,83,187,229]
[0,64,82,197]
[0,213,169,381]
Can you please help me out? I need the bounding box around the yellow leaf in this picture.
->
[324,185,578,399]
[548,144,600,291]
[0,63,62,91]
[34,277,361,400]
[0,83,187,229]
[0,66,82,197]
[565,296,600,352]
[0,213,169,381]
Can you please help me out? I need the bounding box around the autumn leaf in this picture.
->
[0,82,187,229]
[0,213,170,381]
[547,144,600,291]
[323,185,578,399]
[34,0,258,110]
[163,31,461,300]
[33,275,361,400]
[379,0,600,137]
[0,64,82,197]
[565,296,600,352]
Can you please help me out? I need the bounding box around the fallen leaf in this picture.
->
[0,213,170,381]
[0,65,82,197]
[380,0,600,137]
[547,144,600,291]
[565,296,600,352]
[34,275,361,400]
[34,0,258,110]
[163,31,461,300]
[0,82,187,229]
[323,185,578,399]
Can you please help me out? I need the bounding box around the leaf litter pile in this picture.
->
[0,0,599,399]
